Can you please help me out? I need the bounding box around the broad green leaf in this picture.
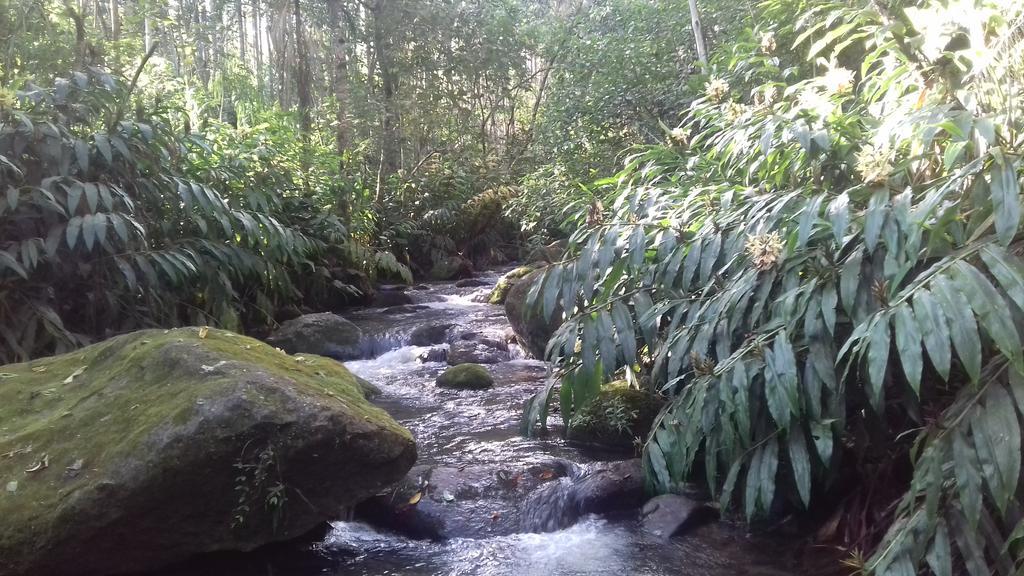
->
[788,427,811,507]
[866,316,891,414]
[66,216,83,249]
[954,261,1022,368]
[891,304,923,395]
[611,301,637,366]
[972,385,1021,514]
[828,192,849,245]
[911,290,951,380]
[542,264,562,322]
[990,155,1020,246]
[864,189,888,252]
[925,519,952,576]
[932,276,981,382]
[980,245,1024,313]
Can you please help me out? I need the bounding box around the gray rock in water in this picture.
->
[356,462,572,540]
[265,312,363,360]
[505,269,561,359]
[0,328,415,576]
[416,346,449,363]
[447,340,509,365]
[409,323,454,346]
[520,459,644,532]
[372,289,414,308]
[383,304,431,315]
[455,278,489,288]
[641,494,719,538]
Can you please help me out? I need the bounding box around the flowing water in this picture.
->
[155,270,806,576]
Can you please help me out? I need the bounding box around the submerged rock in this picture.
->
[356,461,573,540]
[504,269,562,359]
[0,328,415,576]
[409,323,454,346]
[641,494,719,538]
[454,278,489,288]
[265,312,363,361]
[567,384,664,450]
[372,289,414,308]
[487,265,535,305]
[520,459,645,532]
[436,364,494,389]
[429,256,474,280]
[447,340,509,365]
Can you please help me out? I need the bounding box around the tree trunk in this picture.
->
[371,0,399,184]
[292,0,312,134]
[327,0,352,221]
[236,0,246,63]
[687,0,708,67]
[108,0,120,40]
[253,0,263,97]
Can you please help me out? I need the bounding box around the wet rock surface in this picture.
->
[0,328,414,576]
[641,494,719,538]
[265,312,363,360]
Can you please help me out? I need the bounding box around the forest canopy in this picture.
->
[3,0,1024,573]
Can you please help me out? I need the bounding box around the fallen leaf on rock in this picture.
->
[0,373,17,379]
[63,366,87,384]
[538,470,555,480]
[198,326,209,339]
[67,459,84,472]
[31,366,47,373]
[6,481,17,493]
[491,512,501,521]
[442,490,455,503]
[25,454,48,473]
[408,491,422,505]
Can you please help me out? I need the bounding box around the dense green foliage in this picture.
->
[523,0,1024,572]
[6,0,1024,572]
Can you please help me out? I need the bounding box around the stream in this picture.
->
[155,270,805,576]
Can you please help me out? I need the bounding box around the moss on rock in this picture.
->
[567,383,664,450]
[0,328,415,576]
[436,364,494,390]
[487,266,536,305]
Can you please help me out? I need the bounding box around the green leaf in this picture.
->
[990,155,1020,246]
[772,331,799,428]
[66,216,83,249]
[83,182,98,212]
[840,250,862,315]
[66,182,83,214]
[892,304,923,395]
[611,301,637,366]
[932,276,981,382]
[866,315,891,414]
[980,245,1024,313]
[542,264,562,322]
[5,186,17,211]
[925,519,952,576]
[864,189,888,252]
[0,251,27,279]
[971,385,1021,514]
[953,428,983,529]
[94,134,112,163]
[912,290,951,381]
[954,261,1022,368]
[788,427,811,507]
[82,214,96,251]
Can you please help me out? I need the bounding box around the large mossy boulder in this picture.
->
[487,265,535,305]
[435,364,494,390]
[504,269,561,359]
[567,384,665,450]
[0,328,416,576]
[265,312,364,360]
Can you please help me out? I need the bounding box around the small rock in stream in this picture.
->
[436,364,494,389]
[409,323,454,346]
[641,494,719,538]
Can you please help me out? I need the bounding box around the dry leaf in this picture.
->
[25,454,48,473]
[63,366,87,384]
[408,491,422,505]
[538,470,555,480]
[31,366,47,373]
[198,326,209,339]
[490,511,501,521]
